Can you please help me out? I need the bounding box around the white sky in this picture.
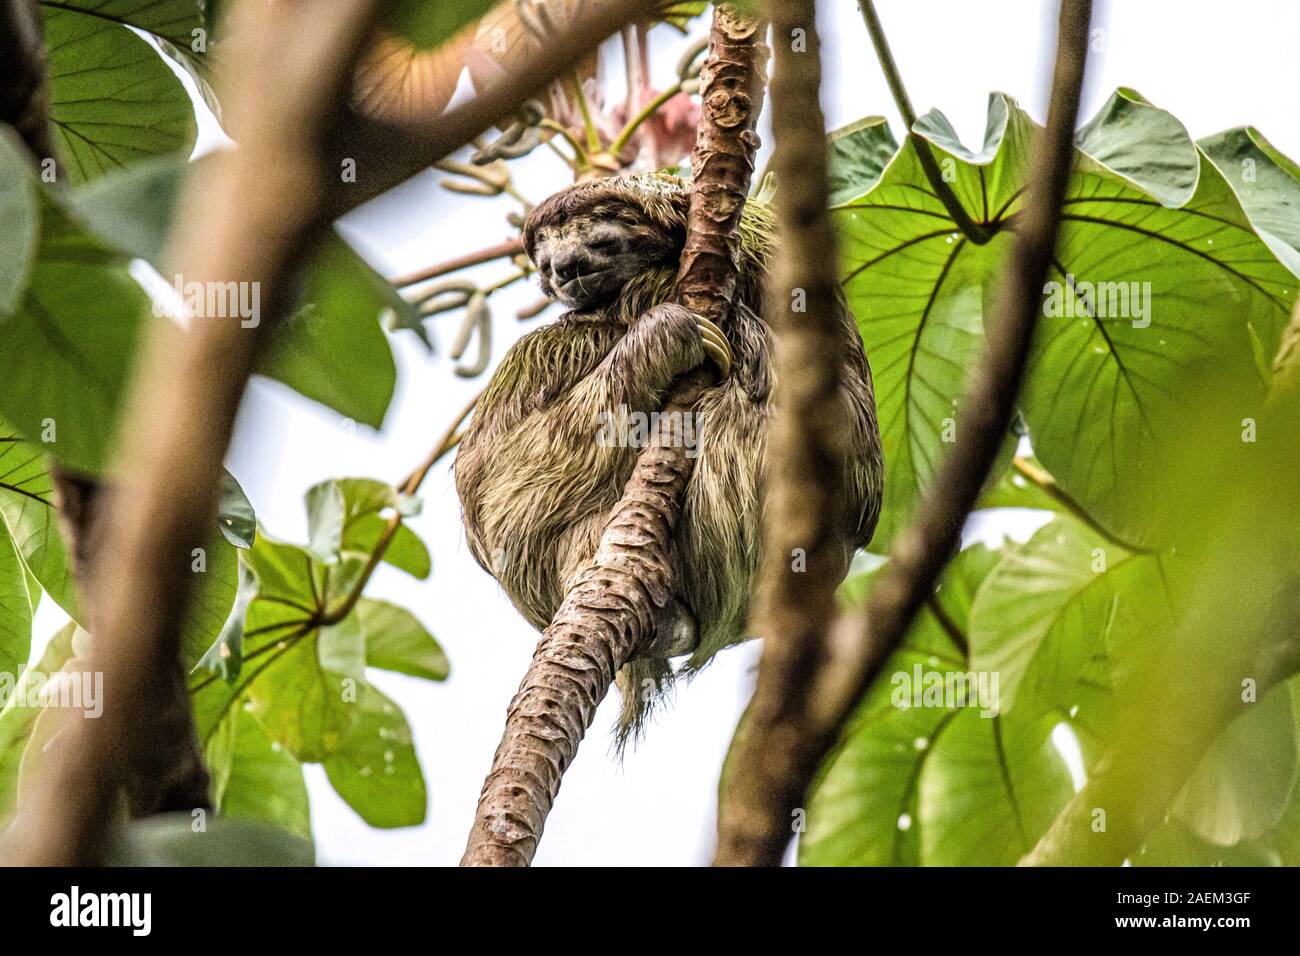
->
[32,0,1300,866]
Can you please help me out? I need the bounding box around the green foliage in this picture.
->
[189,479,446,836]
[41,4,197,184]
[835,90,1297,550]
[385,0,498,50]
[794,88,1300,866]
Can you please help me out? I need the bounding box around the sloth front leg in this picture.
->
[599,302,733,410]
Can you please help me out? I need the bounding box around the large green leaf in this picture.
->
[256,235,400,429]
[827,116,899,208]
[834,90,1298,550]
[206,703,312,843]
[43,7,196,184]
[968,518,1151,721]
[0,428,78,620]
[323,685,427,828]
[800,545,1072,866]
[66,156,418,427]
[0,188,146,475]
[39,0,207,47]
[1199,125,1300,271]
[0,128,41,315]
[834,95,1032,547]
[358,598,448,681]
[1025,89,1296,545]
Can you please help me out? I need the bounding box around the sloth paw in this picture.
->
[696,315,732,379]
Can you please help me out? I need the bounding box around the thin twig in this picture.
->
[391,237,526,289]
[858,1,992,244]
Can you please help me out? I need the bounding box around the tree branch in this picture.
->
[713,0,853,867]
[322,0,663,222]
[858,1,992,244]
[713,0,1092,865]
[460,4,769,868]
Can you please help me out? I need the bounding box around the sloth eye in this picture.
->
[589,237,621,253]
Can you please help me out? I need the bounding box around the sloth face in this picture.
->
[530,201,677,310]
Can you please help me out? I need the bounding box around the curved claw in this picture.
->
[697,317,733,379]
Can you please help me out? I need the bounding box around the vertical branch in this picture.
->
[714,0,1092,865]
[460,4,769,868]
[713,0,849,868]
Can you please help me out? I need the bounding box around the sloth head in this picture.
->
[524,175,690,310]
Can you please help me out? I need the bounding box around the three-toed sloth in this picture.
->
[455,173,884,743]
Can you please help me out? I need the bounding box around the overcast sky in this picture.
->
[33,0,1300,866]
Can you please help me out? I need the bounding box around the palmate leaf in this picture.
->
[42,5,196,184]
[38,0,206,47]
[191,521,440,831]
[799,545,1073,866]
[0,426,78,620]
[205,700,312,845]
[1026,89,1297,546]
[834,90,1298,550]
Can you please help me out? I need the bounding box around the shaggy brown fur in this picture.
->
[454,173,884,744]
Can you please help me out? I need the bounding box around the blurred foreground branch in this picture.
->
[714,0,1093,866]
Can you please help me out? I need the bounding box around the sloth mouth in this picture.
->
[557,270,617,303]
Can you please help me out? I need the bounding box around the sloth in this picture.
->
[454,173,884,743]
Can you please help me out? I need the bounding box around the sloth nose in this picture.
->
[551,248,591,286]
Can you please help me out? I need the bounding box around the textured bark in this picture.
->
[713,0,1093,865]
[1,0,211,818]
[713,0,850,868]
[461,5,768,867]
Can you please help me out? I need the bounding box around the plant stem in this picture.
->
[317,391,481,627]
[569,71,603,153]
[1010,456,1151,553]
[609,81,682,156]
[539,118,589,164]
[858,1,992,244]
[391,238,526,289]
